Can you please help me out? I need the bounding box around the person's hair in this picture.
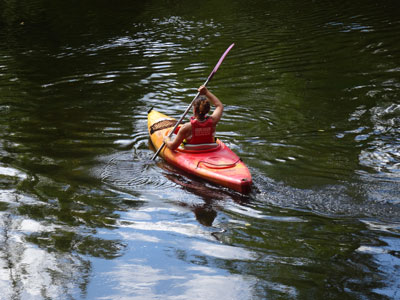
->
[193,96,210,120]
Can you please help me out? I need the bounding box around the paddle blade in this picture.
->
[208,43,235,82]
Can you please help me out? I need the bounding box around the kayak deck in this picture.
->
[148,109,252,194]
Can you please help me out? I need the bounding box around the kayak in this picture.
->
[148,109,252,194]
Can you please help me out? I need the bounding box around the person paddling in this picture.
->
[163,85,224,150]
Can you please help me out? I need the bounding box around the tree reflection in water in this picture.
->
[0,181,131,298]
[0,211,89,299]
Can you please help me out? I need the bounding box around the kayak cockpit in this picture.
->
[177,142,220,153]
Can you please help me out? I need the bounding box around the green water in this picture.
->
[1,0,399,299]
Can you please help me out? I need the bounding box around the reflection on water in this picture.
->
[0,212,91,299]
[1,0,400,298]
[358,221,400,299]
[97,260,256,300]
[359,103,400,176]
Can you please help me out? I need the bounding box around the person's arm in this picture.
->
[163,123,191,150]
[198,86,223,124]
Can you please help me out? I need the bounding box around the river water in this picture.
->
[1,0,399,299]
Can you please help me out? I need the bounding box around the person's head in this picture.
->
[193,95,210,120]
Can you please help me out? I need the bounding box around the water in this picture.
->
[1,0,400,299]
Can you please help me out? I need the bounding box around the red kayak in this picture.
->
[148,109,252,194]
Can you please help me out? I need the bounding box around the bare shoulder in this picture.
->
[209,114,221,125]
[180,122,191,132]
[177,122,191,137]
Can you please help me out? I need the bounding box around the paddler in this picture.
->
[163,85,223,150]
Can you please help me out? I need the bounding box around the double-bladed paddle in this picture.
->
[151,43,235,161]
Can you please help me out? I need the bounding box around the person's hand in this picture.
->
[198,85,208,95]
[163,136,171,143]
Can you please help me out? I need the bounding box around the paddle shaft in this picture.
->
[151,43,234,161]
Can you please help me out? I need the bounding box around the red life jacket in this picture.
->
[186,116,215,144]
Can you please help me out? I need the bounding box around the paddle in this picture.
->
[151,43,235,161]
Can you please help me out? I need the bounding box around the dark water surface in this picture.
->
[1,0,400,299]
